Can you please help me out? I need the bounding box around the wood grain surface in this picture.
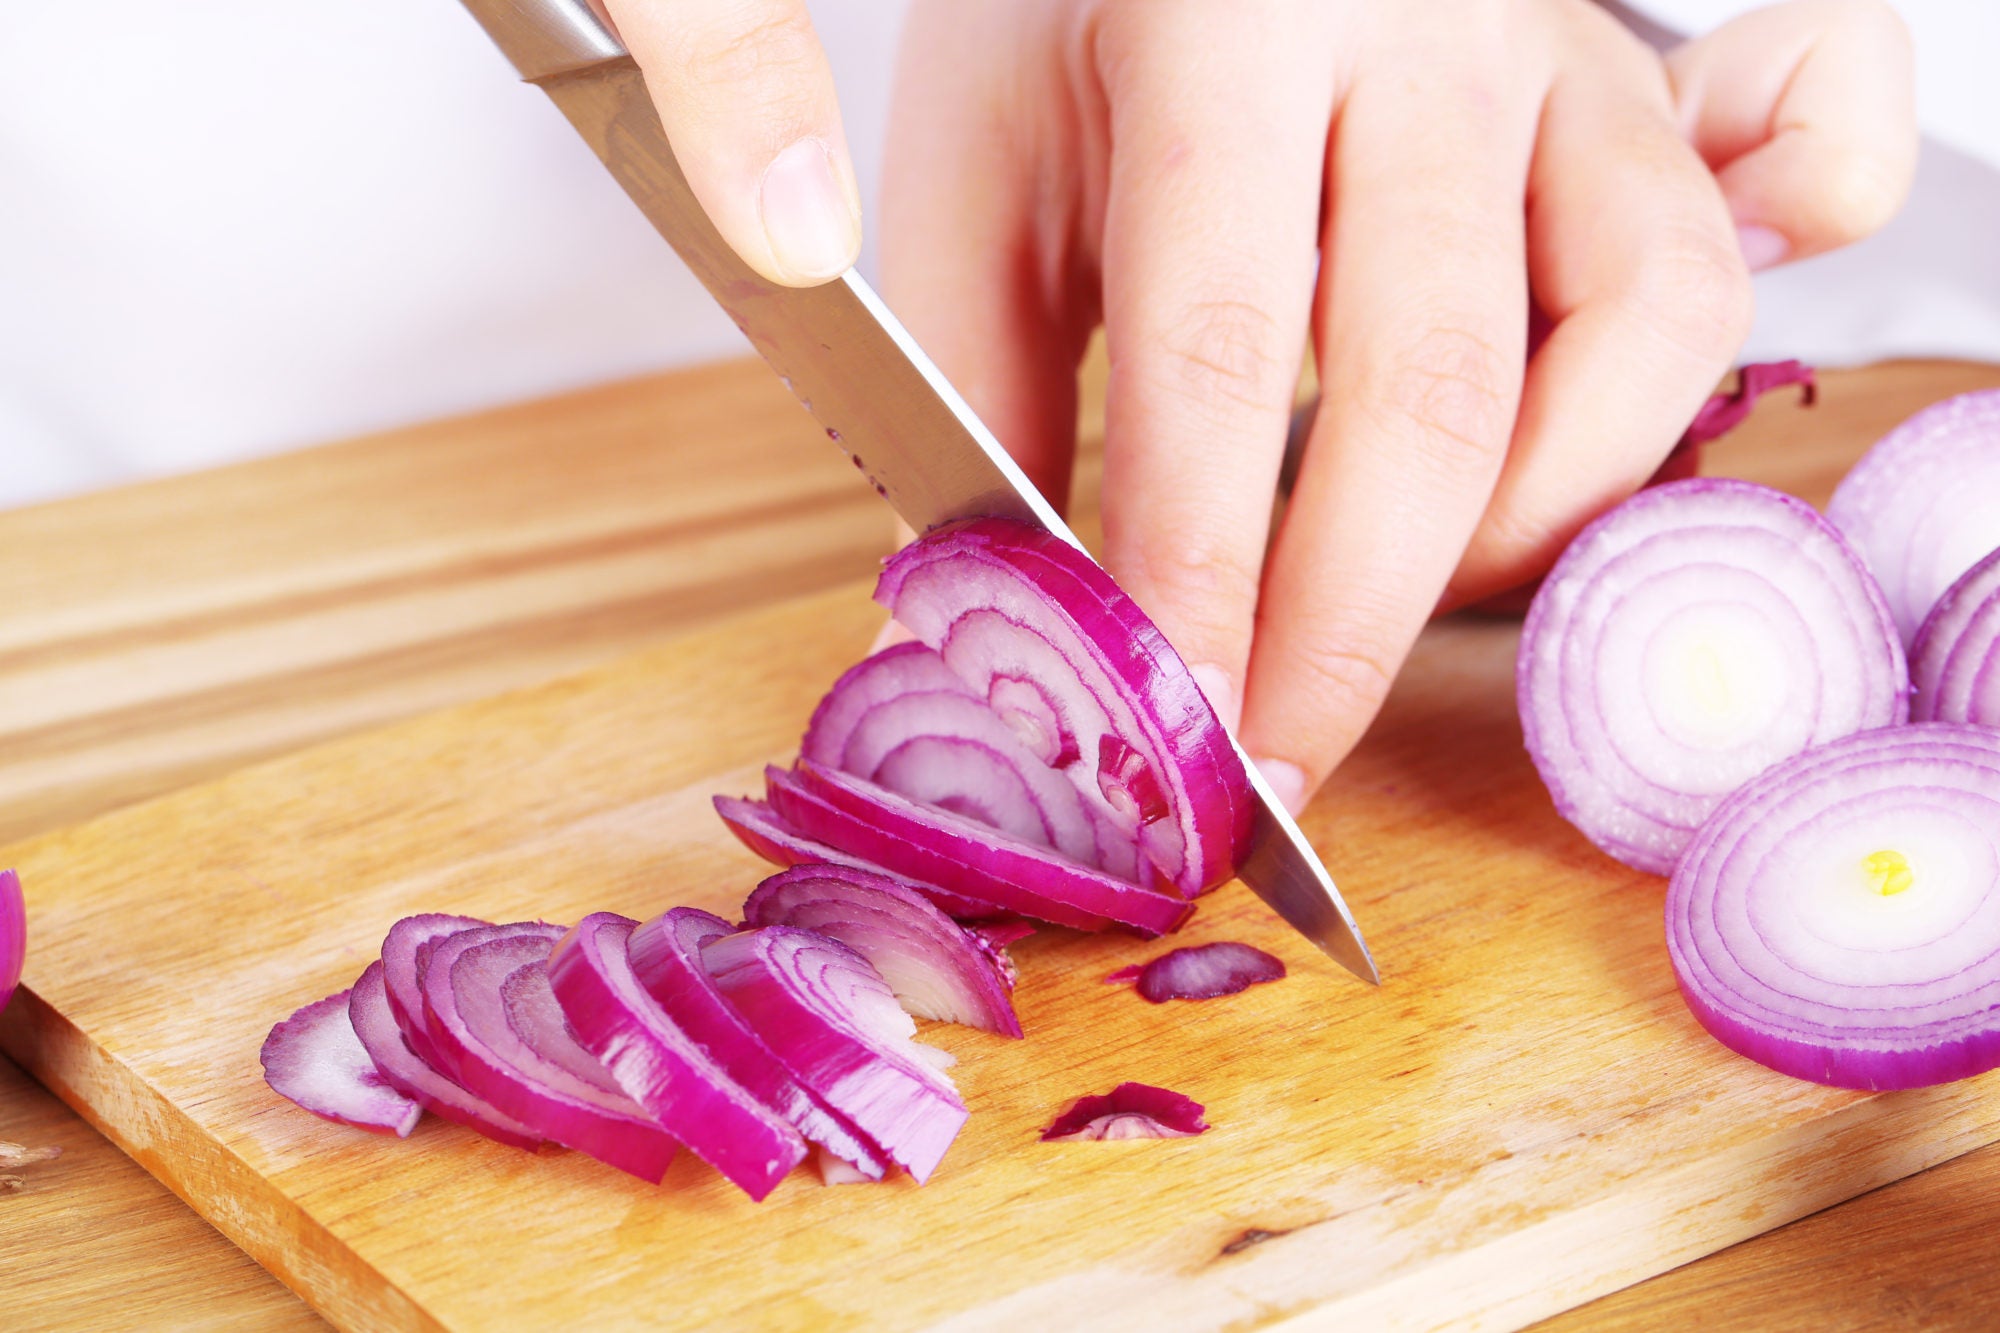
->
[2,355,1998,1331]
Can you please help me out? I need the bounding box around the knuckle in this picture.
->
[1156,295,1293,416]
[678,6,823,95]
[1622,227,1754,361]
[1118,525,1263,645]
[1286,634,1401,729]
[1362,322,1517,473]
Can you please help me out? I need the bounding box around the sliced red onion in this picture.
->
[421,922,678,1183]
[1121,942,1287,1003]
[1103,964,1144,985]
[1910,546,2000,727]
[1520,479,1908,875]
[742,864,1023,1037]
[774,762,1192,935]
[1828,388,2000,644]
[713,795,1004,920]
[261,987,421,1137]
[964,920,1034,990]
[1041,1083,1208,1141]
[627,907,890,1180]
[547,913,806,1200]
[876,518,1251,898]
[813,1143,881,1186]
[0,869,21,1016]
[347,961,540,1150]
[1682,360,1817,451]
[703,926,968,1183]
[1667,724,2000,1090]
[381,912,488,1069]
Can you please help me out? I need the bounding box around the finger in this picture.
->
[876,1,1094,513]
[1445,26,1754,605]
[606,0,862,285]
[1241,33,1536,809]
[1667,0,1917,268]
[1093,2,1338,730]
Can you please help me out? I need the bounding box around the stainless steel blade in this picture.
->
[453,2,1379,983]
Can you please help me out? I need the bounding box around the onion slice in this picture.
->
[703,926,968,1183]
[1041,1083,1208,1141]
[1119,942,1286,1003]
[347,961,541,1150]
[627,907,891,1181]
[1666,723,2000,1090]
[1519,478,1908,875]
[1910,546,2000,728]
[742,864,1023,1036]
[0,869,21,1016]
[421,922,678,1183]
[381,913,488,1069]
[261,987,422,1137]
[547,913,807,1200]
[1827,387,2000,644]
[713,795,1004,921]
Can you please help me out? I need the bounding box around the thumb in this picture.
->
[1667,0,1917,270]
[604,0,863,285]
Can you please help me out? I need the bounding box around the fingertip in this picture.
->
[759,137,863,284]
[1251,756,1311,817]
[1734,222,1790,274]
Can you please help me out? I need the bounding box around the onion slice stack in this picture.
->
[1827,388,2000,644]
[1519,479,1908,875]
[1666,724,2000,1090]
[0,869,21,1016]
[1910,547,2000,727]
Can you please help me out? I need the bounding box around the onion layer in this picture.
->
[1041,1083,1208,1141]
[261,987,421,1137]
[1910,547,2000,728]
[381,913,488,1070]
[1827,388,2000,644]
[1519,478,1908,875]
[742,864,1023,1036]
[347,961,541,1150]
[1124,942,1286,1003]
[0,869,21,1017]
[1666,724,2000,1090]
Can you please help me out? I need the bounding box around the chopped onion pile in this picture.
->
[0,869,22,1017]
[1041,1083,1209,1141]
[1667,725,2000,1090]
[1109,941,1288,1003]
[1520,478,1907,875]
[1828,388,2000,644]
[1910,548,2000,728]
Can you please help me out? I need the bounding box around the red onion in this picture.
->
[1118,942,1287,1003]
[1681,360,1817,451]
[381,912,487,1070]
[1827,388,2000,644]
[713,795,1003,921]
[1910,546,2000,728]
[1041,1083,1208,1141]
[0,869,21,1016]
[774,761,1192,935]
[347,961,541,1150]
[964,920,1034,989]
[1520,479,1908,875]
[627,907,891,1181]
[875,518,1251,898]
[1667,724,2000,1090]
[420,922,678,1183]
[546,913,808,1200]
[742,864,1023,1036]
[261,986,421,1137]
[703,926,968,1183]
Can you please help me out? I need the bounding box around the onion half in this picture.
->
[703,926,968,1183]
[1666,724,2000,1090]
[1519,478,1908,875]
[1910,547,2000,728]
[547,913,806,1200]
[347,961,541,1150]
[1827,388,2000,644]
[0,869,21,1016]
[261,987,422,1138]
[742,864,1023,1036]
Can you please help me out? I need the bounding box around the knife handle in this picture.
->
[458,0,627,83]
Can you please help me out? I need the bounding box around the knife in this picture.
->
[453,0,1379,985]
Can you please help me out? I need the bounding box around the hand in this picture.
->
[603,0,863,285]
[878,0,1915,812]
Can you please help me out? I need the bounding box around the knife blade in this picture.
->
[453,2,1379,985]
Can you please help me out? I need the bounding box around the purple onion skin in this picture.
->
[347,961,541,1151]
[261,987,423,1138]
[1130,942,1286,1004]
[1042,1083,1208,1141]
[1909,546,2000,727]
[626,907,890,1182]
[548,913,807,1200]
[704,926,968,1184]
[742,864,1023,1037]
[1667,724,2000,1091]
[0,869,22,1016]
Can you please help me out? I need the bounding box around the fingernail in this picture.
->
[1735,223,1790,274]
[761,138,858,282]
[1253,756,1311,817]
[1188,663,1241,734]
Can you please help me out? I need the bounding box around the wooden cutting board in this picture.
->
[6,570,1999,1331]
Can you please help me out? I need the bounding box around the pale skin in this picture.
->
[601,0,1917,813]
